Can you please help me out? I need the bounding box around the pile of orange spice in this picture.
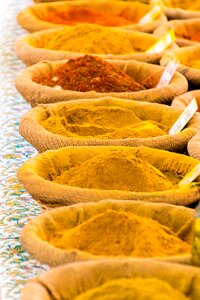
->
[33,55,145,93]
[43,6,132,26]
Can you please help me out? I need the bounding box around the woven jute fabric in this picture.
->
[160,44,200,87]
[162,0,200,19]
[17,0,167,33]
[21,259,200,300]
[19,97,200,153]
[172,90,200,110]
[172,91,200,161]
[20,199,194,266]
[15,59,188,106]
[15,27,177,66]
[17,146,200,208]
[154,18,200,47]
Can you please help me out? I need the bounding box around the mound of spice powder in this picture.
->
[187,59,200,69]
[44,24,135,54]
[75,278,188,300]
[54,149,174,192]
[33,55,145,93]
[50,210,190,257]
[43,6,132,26]
[41,105,167,139]
[164,0,200,10]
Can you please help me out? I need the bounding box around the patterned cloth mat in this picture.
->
[0,1,48,299]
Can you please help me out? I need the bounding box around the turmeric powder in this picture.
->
[74,278,189,300]
[187,59,200,69]
[44,24,135,54]
[54,149,174,192]
[163,0,200,10]
[50,210,191,257]
[41,105,167,139]
[43,6,132,27]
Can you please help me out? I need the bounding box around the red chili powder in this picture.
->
[33,55,145,93]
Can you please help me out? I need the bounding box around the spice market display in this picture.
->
[2,0,200,299]
[20,200,194,266]
[17,0,167,32]
[15,58,188,104]
[15,25,167,65]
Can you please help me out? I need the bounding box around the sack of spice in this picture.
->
[33,0,151,3]
[172,90,200,161]
[17,0,167,33]
[160,44,200,87]
[21,258,200,300]
[154,18,200,47]
[17,146,200,208]
[161,0,200,20]
[19,97,200,153]
[15,55,188,106]
[172,90,200,110]
[20,199,194,266]
[15,24,176,66]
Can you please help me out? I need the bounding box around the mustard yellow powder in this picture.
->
[44,24,135,54]
[50,210,191,258]
[54,149,174,192]
[74,278,189,300]
[187,59,200,69]
[164,0,200,10]
[41,105,167,140]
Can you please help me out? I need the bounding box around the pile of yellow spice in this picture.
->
[41,105,167,140]
[50,209,190,258]
[54,149,175,192]
[44,24,135,54]
[74,278,189,300]
[163,0,200,10]
[187,59,200,69]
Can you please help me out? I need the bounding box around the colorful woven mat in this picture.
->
[0,1,48,299]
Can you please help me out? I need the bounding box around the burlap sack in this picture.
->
[18,0,167,33]
[19,97,200,153]
[160,44,200,86]
[15,59,188,106]
[20,199,194,266]
[171,91,200,161]
[162,0,200,19]
[154,19,200,47]
[21,258,200,300]
[15,27,176,66]
[172,90,200,110]
[17,146,200,208]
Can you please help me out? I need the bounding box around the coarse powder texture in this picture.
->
[33,55,145,93]
[50,210,191,257]
[43,6,132,26]
[164,0,200,10]
[187,59,200,69]
[41,105,167,139]
[74,278,189,300]
[44,24,135,54]
[54,149,174,192]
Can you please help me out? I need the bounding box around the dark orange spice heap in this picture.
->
[43,6,132,27]
[33,55,145,93]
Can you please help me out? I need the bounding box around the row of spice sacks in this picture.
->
[13,0,200,299]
